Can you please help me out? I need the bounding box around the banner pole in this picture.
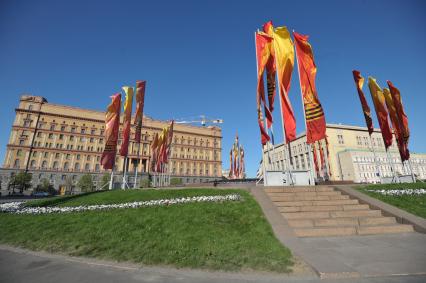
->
[369,135,382,183]
[386,149,399,183]
[407,158,416,183]
[109,170,114,190]
[134,142,141,189]
[294,32,315,186]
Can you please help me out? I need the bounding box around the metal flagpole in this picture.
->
[321,140,331,181]
[407,158,416,183]
[386,149,399,183]
[134,142,141,189]
[109,170,114,190]
[369,135,382,183]
[293,30,315,185]
[121,157,126,189]
[274,50,294,185]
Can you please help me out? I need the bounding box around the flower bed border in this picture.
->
[0,194,242,215]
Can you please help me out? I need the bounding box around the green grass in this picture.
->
[357,182,426,218]
[0,188,293,272]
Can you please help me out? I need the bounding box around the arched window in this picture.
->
[41,161,47,169]
[85,163,90,171]
[53,161,58,169]
[13,159,20,168]
[64,162,69,170]
[74,163,80,171]
[28,105,33,110]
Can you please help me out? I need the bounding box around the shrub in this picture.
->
[77,174,95,193]
[139,178,151,188]
[170,177,183,186]
[34,178,56,195]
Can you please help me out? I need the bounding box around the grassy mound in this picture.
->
[357,183,426,218]
[0,189,293,272]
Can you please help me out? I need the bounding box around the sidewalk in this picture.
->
[250,186,426,279]
[1,245,425,283]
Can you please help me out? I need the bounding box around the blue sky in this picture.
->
[0,0,425,177]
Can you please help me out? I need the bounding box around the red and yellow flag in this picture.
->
[263,21,276,128]
[387,81,409,145]
[134,81,146,144]
[101,93,121,169]
[255,32,272,145]
[265,22,296,142]
[353,70,374,135]
[293,31,326,144]
[119,86,134,157]
[368,77,393,149]
[383,88,410,161]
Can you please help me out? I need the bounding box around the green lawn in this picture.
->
[0,188,293,272]
[357,183,426,218]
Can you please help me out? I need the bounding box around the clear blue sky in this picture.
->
[1,0,425,177]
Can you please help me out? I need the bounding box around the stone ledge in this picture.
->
[334,186,426,234]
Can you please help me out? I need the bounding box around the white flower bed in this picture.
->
[367,189,426,196]
[0,194,241,215]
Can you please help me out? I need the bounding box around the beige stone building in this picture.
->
[260,123,426,183]
[1,95,222,192]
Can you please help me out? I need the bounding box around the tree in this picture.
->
[99,173,110,190]
[35,178,56,195]
[9,171,32,193]
[64,176,74,195]
[77,174,94,193]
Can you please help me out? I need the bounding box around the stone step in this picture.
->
[287,219,314,228]
[274,199,358,207]
[270,195,331,202]
[357,224,414,235]
[294,227,357,237]
[267,191,342,197]
[264,187,334,193]
[343,204,370,211]
[283,211,331,219]
[314,217,359,227]
[279,205,343,213]
[330,210,382,218]
[358,216,396,226]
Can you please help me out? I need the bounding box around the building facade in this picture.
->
[260,123,426,183]
[0,95,222,193]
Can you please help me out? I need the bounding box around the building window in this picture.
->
[30,160,36,168]
[337,134,344,144]
[41,161,47,169]
[95,164,100,172]
[85,163,90,171]
[81,128,86,134]
[71,127,76,133]
[74,163,80,170]
[17,149,22,156]
[61,125,66,131]
[50,125,56,131]
[53,161,58,169]
[28,105,33,110]
[77,154,81,160]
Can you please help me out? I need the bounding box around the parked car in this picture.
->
[32,192,49,197]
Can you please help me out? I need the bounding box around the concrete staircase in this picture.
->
[265,186,414,237]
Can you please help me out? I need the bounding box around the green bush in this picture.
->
[34,178,56,195]
[77,174,95,193]
[139,178,151,188]
[170,177,182,186]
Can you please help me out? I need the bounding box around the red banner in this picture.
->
[101,93,121,169]
[119,87,134,156]
[134,81,146,143]
[368,77,393,149]
[293,31,326,144]
[264,22,296,143]
[387,81,409,145]
[353,70,374,135]
[255,32,272,145]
